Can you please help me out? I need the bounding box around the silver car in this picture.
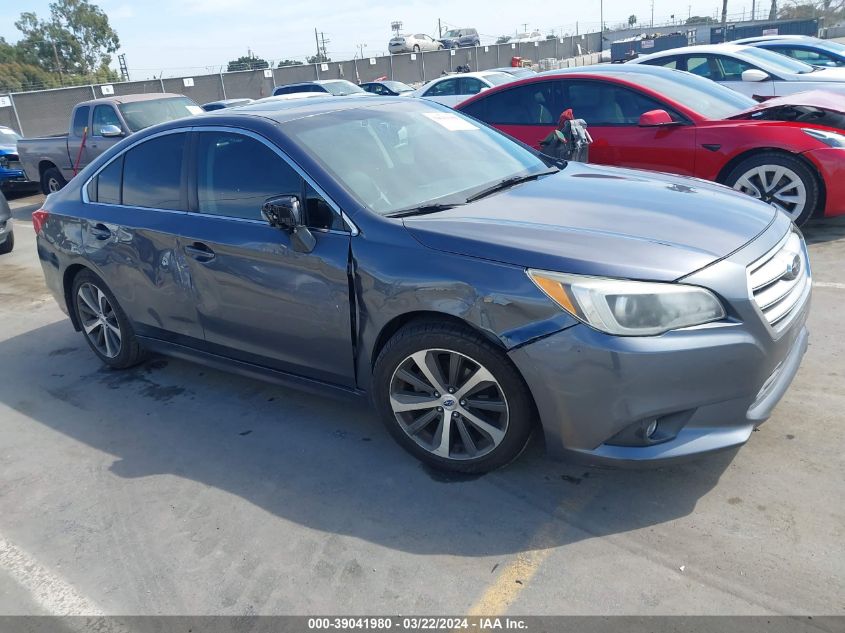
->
[389,33,443,54]
[632,43,845,99]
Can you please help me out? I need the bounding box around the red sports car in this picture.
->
[457,64,845,225]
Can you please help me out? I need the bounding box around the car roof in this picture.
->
[77,92,186,107]
[212,95,413,124]
[633,43,755,60]
[750,37,830,46]
[733,35,816,44]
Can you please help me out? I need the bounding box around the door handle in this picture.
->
[89,223,111,240]
[184,242,216,262]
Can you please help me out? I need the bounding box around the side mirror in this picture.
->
[99,124,124,137]
[261,195,316,253]
[638,109,675,127]
[742,69,769,82]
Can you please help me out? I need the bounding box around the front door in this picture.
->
[178,129,355,387]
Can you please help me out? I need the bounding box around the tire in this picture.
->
[373,321,535,473]
[71,270,145,369]
[724,152,820,226]
[41,167,67,195]
[0,230,13,255]
[413,44,421,53]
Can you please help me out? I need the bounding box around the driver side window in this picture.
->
[426,79,457,96]
[92,105,121,136]
[714,55,755,81]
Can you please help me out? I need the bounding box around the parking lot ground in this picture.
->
[0,192,843,616]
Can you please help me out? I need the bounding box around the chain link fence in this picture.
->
[1,33,602,137]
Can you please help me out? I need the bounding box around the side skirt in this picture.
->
[138,336,370,405]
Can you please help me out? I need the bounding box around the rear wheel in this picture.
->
[41,167,67,195]
[373,322,534,473]
[413,44,421,53]
[71,270,145,369]
[724,152,820,226]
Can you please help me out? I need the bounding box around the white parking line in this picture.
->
[813,281,845,290]
[0,535,105,615]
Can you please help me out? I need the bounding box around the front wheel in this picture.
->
[0,230,13,255]
[41,167,67,195]
[373,322,535,473]
[724,152,820,226]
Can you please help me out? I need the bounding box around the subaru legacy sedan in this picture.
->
[34,97,810,472]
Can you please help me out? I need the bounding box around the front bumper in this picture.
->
[0,219,10,243]
[508,215,811,466]
[803,147,845,218]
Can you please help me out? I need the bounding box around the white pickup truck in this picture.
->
[19,93,202,194]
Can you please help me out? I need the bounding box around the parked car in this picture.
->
[361,80,415,96]
[631,44,845,99]
[489,67,538,78]
[34,96,809,472]
[252,93,328,104]
[389,33,443,54]
[18,94,202,195]
[0,190,12,254]
[0,126,37,193]
[201,98,253,111]
[272,80,369,97]
[438,28,480,49]
[457,63,845,225]
[412,71,515,107]
[740,36,845,68]
[510,31,545,44]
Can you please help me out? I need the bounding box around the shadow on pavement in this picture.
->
[802,215,845,246]
[0,319,735,557]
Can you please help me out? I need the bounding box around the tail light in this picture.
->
[32,209,49,234]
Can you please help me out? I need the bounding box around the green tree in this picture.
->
[779,0,845,19]
[686,15,716,23]
[769,0,779,19]
[0,61,63,92]
[278,59,304,67]
[227,55,269,71]
[15,0,120,76]
[306,53,331,64]
[628,14,638,26]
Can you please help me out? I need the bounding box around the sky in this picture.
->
[2,0,762,79]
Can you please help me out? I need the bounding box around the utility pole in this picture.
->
[319,32,330,60]
[751,0,756,20]
[599,0,603,44]
[651,0,655,27]
[314,28,321,61]
[438,18,442,37]
[721,0,728,41]
[521,23,528,32]
[118,53,129,82]
[51,38,64,86]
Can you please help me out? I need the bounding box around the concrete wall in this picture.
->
[2,33,605,136]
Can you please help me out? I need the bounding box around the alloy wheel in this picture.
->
[389,348,509,460]
[732,164,807,221]
[47,177,62,193]
[76,282,122,358]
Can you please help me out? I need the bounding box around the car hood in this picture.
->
[792,67,845,82]
[403,163,777,281]
[0,145,17,154]
[733,89,845,116]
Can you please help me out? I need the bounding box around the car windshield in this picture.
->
[0,130,21,145]
[443,30,461,37]
[620,70,757,119]
[322,81,366,96]
[484,73,514,86]
[285,100,551,215]
[813,40,845,54]
[382,81,413,93]
[118,97,200,132]
[739,46,817,74]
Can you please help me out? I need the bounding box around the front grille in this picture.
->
[747,230,810,334]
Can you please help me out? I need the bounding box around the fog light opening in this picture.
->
[645,419,658,439]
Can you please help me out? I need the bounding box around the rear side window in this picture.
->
[195,131,302,221]
[465,81,561,125]
[122,133,186,210]
[425,79,458,97]
[96,156,123,204]
[563,80,675,126]
[72,106,90,136]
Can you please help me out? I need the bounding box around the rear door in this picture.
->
[82,130,204,344]
[63,105,90,180]
[178,128,355,386]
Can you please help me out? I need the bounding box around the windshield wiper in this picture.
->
[386,203,463,218]
[464,168,559,204]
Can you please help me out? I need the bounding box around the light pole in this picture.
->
[357,43,367,59]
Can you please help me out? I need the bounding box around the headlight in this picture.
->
[802,128,845,148]
[527,270,726,336]
[0,156,8,168]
